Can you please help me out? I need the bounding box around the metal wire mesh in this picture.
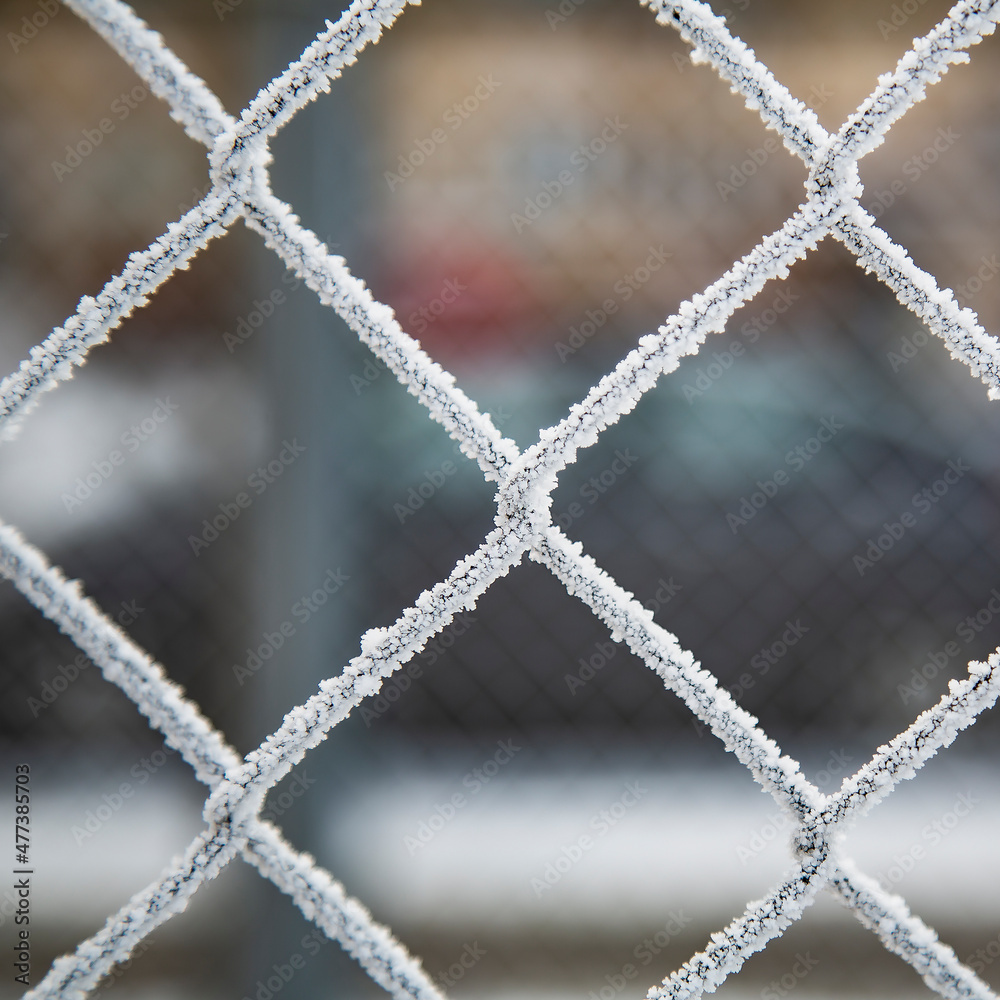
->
[1,1,1000,999]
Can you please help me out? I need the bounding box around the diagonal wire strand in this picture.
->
[25,827,239,1000]
[830,858,997,1000]
[0,192,235,441]
[0,522,447,1000]
[643,0,828,163]
[648,857,831,1000]
[0,521,240,784]
[61,0,231,143]
[835,203,1000,398]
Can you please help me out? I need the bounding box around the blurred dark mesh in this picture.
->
[344,0,1000,766]
[360,255,1000,764]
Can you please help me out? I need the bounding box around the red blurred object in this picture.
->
[375,235,545,361]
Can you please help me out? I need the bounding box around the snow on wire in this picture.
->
[0,0,999,997]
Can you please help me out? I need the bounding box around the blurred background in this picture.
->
[1,0,999,997]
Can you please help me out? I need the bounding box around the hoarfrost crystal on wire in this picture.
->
[1,0,999,998]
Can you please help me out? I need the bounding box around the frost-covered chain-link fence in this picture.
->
[2,0,1000,998]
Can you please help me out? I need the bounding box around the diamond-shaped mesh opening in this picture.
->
[336,0,806,383]
[364,561,706,743]
[546,245,1000,764]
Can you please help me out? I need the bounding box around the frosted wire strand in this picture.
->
[642,0,828,162]
[244,820,445,1000]
[821,654,1000,827]
[24,827,239,1000]
[533,526,822,818]
[0,192,234,441]
[0,0,418,446]
[5,0,1000,997]
[830,859,996,1000]
[0,521,446,1000]
[203,527,527,827]
[62,0,231,143]
[647,858,830,1000]
[0,522,240,784]
[242,187,521,481]
[209,0,416,188]
[497,199,838,523]
[228,0,412,140]
[818,0,1000,185]
[835,204,1000,398]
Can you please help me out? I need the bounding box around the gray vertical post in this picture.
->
[242,4,379,995]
